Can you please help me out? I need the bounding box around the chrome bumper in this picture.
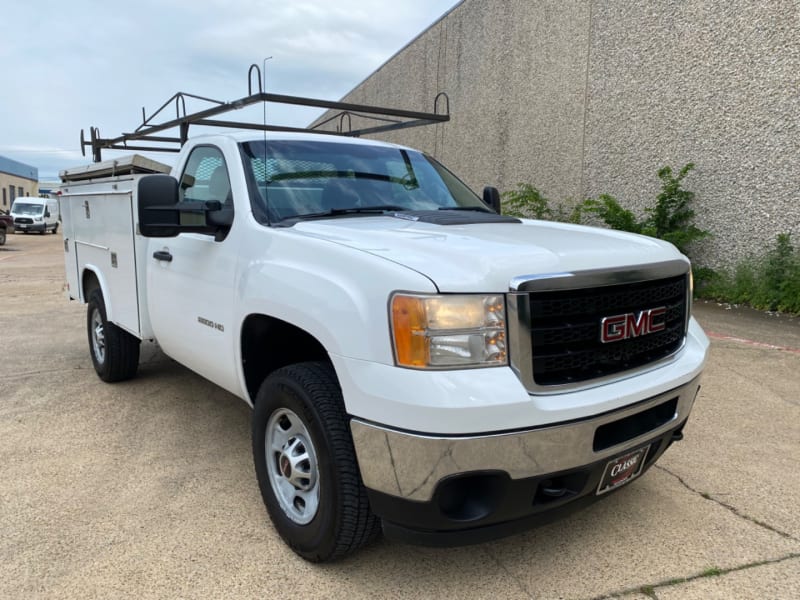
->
[350,375,701,502]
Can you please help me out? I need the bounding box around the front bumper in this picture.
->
[14,222,45,232]
[350,375,701,544]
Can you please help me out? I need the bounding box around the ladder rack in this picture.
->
[81,63,450,163]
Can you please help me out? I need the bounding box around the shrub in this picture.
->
[500,184,580,222]
[643,164,709,255]
[577,194,642,234]
[698,234,800,314]
[578,163,708,256]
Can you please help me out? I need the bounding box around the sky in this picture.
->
[0,0,460,180]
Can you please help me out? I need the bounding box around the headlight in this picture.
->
[390,293,507,369]
[34,217,43,222]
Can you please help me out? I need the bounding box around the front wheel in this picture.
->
[0,228,5,246]
[252,362,380,562]
[87,289,140,382]
[52,223,59,234]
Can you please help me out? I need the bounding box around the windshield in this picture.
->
[240,140,487,223]
[11,202,44,216]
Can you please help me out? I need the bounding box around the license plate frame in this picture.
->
[596,445,650,495]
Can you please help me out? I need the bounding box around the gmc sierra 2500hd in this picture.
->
[60,78,708,561]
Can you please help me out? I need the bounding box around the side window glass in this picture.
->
[180,146,233,206]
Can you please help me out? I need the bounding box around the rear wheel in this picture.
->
[252,361,380,562]
[87,289,140,382]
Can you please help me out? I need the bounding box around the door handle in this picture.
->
[153,250,173,262]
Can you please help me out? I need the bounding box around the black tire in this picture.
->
[252,361,380,562]
[52,223,59,234]
[0,228,5,246]
[87,289,140,382]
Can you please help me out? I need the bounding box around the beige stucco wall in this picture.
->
[0,173,40,211]
[583,0,799,267]
[317,0,800,269]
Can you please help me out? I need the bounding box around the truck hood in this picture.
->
[290,216,686,292]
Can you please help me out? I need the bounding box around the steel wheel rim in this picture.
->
[265,407,320,525]
[91,308,106,364]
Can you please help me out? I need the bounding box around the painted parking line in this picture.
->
[706,330,800,356]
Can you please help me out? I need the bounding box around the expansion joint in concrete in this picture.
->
[592,553,800,600]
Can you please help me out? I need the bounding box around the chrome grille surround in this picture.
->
[508,259,691,394]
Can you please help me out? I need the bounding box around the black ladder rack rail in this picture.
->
[81,64,450,163]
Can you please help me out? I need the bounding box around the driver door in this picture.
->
[147,144,241,394]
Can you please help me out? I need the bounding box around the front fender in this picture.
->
[236,230,437,365]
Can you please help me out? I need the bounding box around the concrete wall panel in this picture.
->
[583,0,800,267]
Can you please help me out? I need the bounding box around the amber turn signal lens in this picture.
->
[391,295,429,367]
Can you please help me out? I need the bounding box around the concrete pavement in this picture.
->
[1,232,798,599]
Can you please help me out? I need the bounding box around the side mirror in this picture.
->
[138,175,181,237]
[483,186,502,214]
[138,174,234,238]
[45,210,50,218]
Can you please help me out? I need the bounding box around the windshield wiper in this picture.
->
[266,171,409,186]
[325,205,407,215]
[273,205,408,226]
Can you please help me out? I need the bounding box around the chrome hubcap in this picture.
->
[265,408,320,524]
[91,309,106,364]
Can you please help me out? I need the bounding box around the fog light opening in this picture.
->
[436,472,508,523]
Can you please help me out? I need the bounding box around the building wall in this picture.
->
[0,156,40,210]
[318,0,799,269]
[583,0,799,267]
[323,0,591,204]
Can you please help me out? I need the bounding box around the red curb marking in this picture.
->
[706,331,800,356]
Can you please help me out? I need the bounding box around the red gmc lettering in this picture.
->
[601,315,627,342]
[647,307,667,333]
[601,307,667,343]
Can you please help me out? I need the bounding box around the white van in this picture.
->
[10,197,60,234]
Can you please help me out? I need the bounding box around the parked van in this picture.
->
[10,197,60,234]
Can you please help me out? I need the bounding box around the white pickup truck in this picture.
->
[60,129,708,561]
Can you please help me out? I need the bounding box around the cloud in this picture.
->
[0,0,458,179]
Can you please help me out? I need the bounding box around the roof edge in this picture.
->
[337,0,466,102]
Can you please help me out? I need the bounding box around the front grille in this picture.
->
[14,217,33,224]
[528,275,687,386]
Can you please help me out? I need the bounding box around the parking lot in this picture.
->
[1,231,798,599]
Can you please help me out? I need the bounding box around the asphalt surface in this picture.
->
[1,232,798,599]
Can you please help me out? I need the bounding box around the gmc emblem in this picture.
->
[600,307,667,343]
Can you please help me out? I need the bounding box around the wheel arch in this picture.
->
[240,313,331,405]
[81,267,114,321]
